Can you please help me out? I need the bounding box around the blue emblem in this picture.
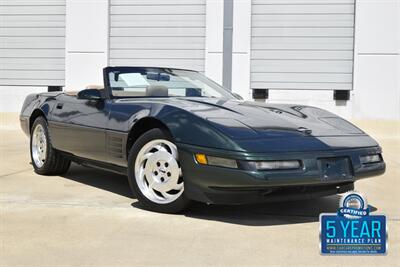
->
[320,191,387,255]
[338,192,369,218]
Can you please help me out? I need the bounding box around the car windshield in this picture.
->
[106,67,235,99]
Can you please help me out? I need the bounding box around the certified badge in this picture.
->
[320,191,387,255]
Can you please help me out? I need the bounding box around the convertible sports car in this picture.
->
[20,66,385,213]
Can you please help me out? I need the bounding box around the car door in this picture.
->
[49,93,110,162]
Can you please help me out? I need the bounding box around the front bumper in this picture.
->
[177,144,385,204]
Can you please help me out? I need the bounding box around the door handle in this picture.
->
[56,103,64,109]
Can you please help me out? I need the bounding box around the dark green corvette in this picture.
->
[20,67,385,213]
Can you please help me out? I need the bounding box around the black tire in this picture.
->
[30,116,71,175]
[127,128,191,213]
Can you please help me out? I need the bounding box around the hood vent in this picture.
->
[297,127,312,135]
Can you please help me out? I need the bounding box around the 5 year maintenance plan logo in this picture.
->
[319,191,387,255]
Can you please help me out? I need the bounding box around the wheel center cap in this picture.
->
[144,151,179,186]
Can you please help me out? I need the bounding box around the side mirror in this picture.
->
[77,89,103,100]
[233,93,243,100]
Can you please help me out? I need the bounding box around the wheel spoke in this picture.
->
[146,186,161,201]
[173,183,183,191]
[147,180,156,190]
[163,143,178,160]
[142,152,153,161]
[138,165,144,178]
[159,190,171,199]
[154,144,168,153]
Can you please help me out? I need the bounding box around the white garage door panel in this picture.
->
[252,4,354,14]
[0,28,64,37]
[0,70,64,80]
[111,5,205,15]
[111,14,205,28]
[252,37,353,50]
[0,37,65,49]
[111,28,204,37]
[0,49,64,58]
[112,0,203,4]
[110,49,204,59]
[1,79,64,86]
[251,82,352,90]
[0,6,65,15]
[110,37,205,50]
[114,59,204,71]
[252,60,353,73]
[252,50,353,60]
[0,0,65,86]
[1,15,65,28]
[0,58,65,70]
[109,0,206,71]
[251,73,353,83]
[252,28,353,37]
[253,0,354,3]
[1,0,64,5]
[250,0,355,90]
[252,14,354,27]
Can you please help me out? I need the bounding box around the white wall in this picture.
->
[205,0,224,84]
[352,0,400,120]
[65,0,109,91]
[231,0,251,100]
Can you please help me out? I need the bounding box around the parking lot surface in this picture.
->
[1,113,399,266]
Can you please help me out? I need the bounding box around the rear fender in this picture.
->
[20,93,58,135]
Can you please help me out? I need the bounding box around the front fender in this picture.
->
[153,105,241,151]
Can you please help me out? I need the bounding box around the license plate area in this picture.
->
[318,157,353,181]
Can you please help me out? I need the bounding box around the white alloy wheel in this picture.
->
[31,124,47,168]
[134,139,184,204]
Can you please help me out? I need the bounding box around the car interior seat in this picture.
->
[146,85,168,97]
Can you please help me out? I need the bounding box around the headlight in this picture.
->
[195,154,238,169]
[360,154,381,164]
[250,160,301,170]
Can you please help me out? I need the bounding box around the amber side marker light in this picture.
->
[195,153,208,165]
[195,154,238,169]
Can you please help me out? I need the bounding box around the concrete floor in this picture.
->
[0,113,399,266]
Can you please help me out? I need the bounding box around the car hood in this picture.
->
[115,97,378,152]
[171,98,365,139]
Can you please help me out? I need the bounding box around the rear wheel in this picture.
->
[30,117,71,175]
[127,128,190,213]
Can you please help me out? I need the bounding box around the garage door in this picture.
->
[109,0,206,72]
[0,0,65,86]
[250,0,355,90]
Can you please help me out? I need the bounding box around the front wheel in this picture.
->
[127,128,190,213]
